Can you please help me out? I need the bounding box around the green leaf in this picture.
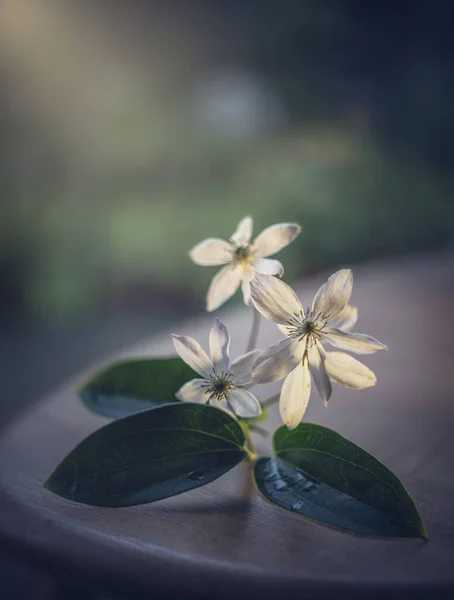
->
[45,403,246,507]
[79,357,197,418]
[254,423,427,539]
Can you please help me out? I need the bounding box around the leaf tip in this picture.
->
[43,474,55,492]
[419,524,429,541]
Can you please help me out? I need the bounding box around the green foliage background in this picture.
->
[0,1,452,323]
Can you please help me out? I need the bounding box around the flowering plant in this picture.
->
[45,216,427,539]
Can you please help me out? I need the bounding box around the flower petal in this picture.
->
[209,318,230,373]
[175,379,209,403]
[227,389,261,418]
[279,361,311,430]
[189,238,233,266]
[277,323,289,335]
[307,341,332,406]
[252,223,301,257]
[241,266,255,306]
[250,274,303,325]
[311,269,353,320]
[230,349,261,386]
[252,336,305,384]
[172,334,213,378]
[230,215,253,246]
[328,304,358,331]
[325,352,377,389]
[209,397,234,416]
[322,327,388,354]
[206,264,242,312]
[253,258,284,277]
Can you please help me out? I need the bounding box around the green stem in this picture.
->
[241,421,257,462]
[246,307,261,353]
[245,447,258,462]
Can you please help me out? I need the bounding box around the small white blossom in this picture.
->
[189,215,301,311]
[172,318,262,418]
[250,270,387,429]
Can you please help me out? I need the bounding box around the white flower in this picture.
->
[189,215,301,311]
[172,318,262,418]
[250,270,387,429]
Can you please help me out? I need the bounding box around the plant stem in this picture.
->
[244,426,256,454]
[263,394,279,408]
[242,308,262,461]
[241,422,257,462]
[249,423,270,438]
[246,308,261,352]
[245,447,258,462]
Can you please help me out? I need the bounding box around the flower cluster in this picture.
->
[49,213,425,540]
[173,215,386,429]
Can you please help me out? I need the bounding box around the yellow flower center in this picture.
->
[234,245,255,266]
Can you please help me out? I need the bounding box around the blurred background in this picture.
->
[0,0,453,415]
[0,1,453,597]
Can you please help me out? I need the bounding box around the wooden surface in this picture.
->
[1,254,454,599]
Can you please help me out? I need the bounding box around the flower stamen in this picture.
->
[203,373,235,401]
[285,310,328,343]
[234,245,255,266]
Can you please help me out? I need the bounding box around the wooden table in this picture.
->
[1,254,453,599]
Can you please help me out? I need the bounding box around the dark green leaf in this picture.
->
[45,403,246,507]
[79,357,197,418]
[254,457,422,538]
[258,423,427,539]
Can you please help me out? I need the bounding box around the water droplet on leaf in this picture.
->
[264,460,279,481]
[273,479,287,491]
